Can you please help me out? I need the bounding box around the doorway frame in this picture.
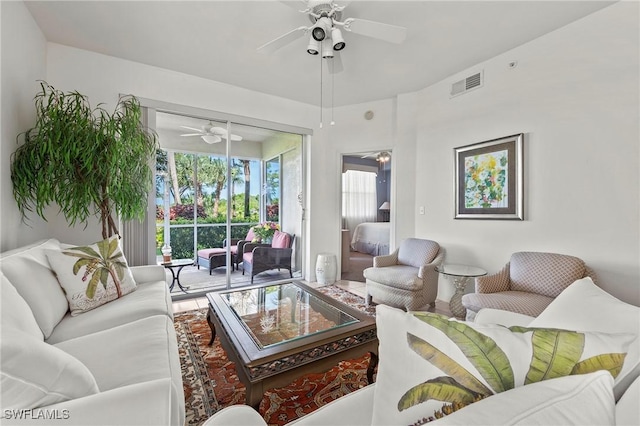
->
[339,150,394,282]
[131,97,311,292]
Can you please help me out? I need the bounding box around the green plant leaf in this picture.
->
[572,353,627,378]
[412,313,514,392]
[85,271,101,299]
[398,376,481,412]
[99,268,109,290]
[65,246,101,260]
[72,258,93,275]
[525,329,584,384]
[407,333,492,396]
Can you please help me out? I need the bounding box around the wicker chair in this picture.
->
[363,238,443,311]
[196,228,257,274]
[241,231,294,284]
[461,251,596,321]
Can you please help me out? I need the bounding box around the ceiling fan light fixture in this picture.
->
[321,39,334,58]
[307,36,320,55]
[311,16,332,41]
[331,27,345,51]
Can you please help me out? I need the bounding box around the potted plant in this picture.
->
[11,81,158,240]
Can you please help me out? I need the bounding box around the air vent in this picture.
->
[450,71,483,98]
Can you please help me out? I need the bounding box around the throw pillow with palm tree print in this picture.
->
[46,236,137,316]
[370,305,634,426]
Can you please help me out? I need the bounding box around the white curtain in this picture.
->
[342,170,377,235]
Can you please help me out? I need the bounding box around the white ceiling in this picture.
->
[25,0,614,107]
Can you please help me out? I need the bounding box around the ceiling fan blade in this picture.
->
[278,0,309,12]
[343,18,407,44]
[327,53,344,74]
[257,26,308,55]
[201,135,222,144]
[229,134,243,142]
[180,133,202,137]
[180,125,204,132]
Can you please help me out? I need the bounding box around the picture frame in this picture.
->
[454,133,524,220]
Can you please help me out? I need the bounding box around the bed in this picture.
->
[350,222,390,256]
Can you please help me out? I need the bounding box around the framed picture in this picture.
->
[454,133,524,220]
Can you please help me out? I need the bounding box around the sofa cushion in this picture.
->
[529,277,640,401]
[364,265,423,291]
[616,375,640,426]
[46,280,172,344]
[462,290,553,318]
[1,327,99,410]
[430,371,615,425]
[53,315,183,411]
[371,304,634,426]
[46,236,137,316]
[55,314,184,423]
[271,231,290,249]
[0,239,69,338]
[1,272,42,340]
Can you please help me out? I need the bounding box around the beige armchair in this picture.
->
[363,238,443,311]
[462,251,596,320]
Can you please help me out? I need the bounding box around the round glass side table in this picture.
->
[435,264,487,320]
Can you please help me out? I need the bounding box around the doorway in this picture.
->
[340,151,392,282]
[150,110,306,296]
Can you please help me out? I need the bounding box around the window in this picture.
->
[342,170,377,233]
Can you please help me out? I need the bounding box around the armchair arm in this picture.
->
[223,238,241,248]
[242,242,270,254]
[252,247,292,263]
[476,263,511,294]
[373,249,399,268]
[418,249,445,279]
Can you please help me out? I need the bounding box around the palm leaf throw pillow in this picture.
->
[371,305,634,426]
[46,236,137,316]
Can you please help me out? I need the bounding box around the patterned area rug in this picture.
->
[174,285,376,426]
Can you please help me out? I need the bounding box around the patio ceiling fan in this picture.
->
[257,0,407,73]
[180,122,243,144]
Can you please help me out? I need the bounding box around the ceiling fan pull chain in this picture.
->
[319,54,323,128]
[330,60,335,126]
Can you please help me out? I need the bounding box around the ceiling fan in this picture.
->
[180,122,243,144]
[258,0,407,73]
[362,151,391,163]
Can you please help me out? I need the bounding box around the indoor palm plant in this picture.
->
[11,82,158,240]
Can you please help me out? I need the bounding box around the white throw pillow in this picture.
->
[430,371,615,425]
[46,236,137,316]
[371,305,634,426]
[0,327,99,411]
[0,239,69,338]
[529,277,640,401]
[0,272,42,340]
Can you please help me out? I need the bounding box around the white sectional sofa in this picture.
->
[205,277,640,426]
[0,239,184,425]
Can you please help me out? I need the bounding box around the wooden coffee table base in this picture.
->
[206,305,378,408]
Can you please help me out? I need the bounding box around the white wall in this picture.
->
[0,1,49,251]
[2,2,638,306]
[412,2,639,305]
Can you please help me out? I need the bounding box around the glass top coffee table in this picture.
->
[206,281,378,408]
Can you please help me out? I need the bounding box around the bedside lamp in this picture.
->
[379,201,390,222]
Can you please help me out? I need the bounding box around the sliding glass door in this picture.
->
[152,111,304,295]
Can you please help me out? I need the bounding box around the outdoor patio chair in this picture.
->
[241,231,295,283]
[197,227,258,274]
